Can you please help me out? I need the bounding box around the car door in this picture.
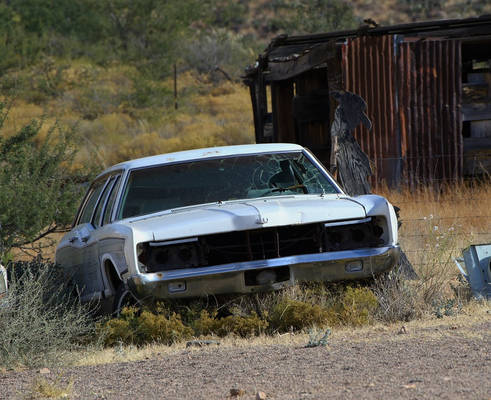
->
[79,175,123,301]
[90,174,126,297]
[58,177,108,301]
[94,174,132,297]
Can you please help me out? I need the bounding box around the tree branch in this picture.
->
[15,224,58,247]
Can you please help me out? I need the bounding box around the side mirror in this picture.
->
[0,265,7,297]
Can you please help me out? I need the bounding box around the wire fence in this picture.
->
[370,154,491,161]
[386,198,490,205]
[400,215,491,222]
[366,152,490,188]
[395,211,490,266]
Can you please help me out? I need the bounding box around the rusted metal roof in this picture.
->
[245,15,491,187]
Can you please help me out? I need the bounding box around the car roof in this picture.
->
[97,143,306,177]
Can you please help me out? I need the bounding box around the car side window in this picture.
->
[102,175,121,225]
[78,179,107,225]
[93,176,117,227]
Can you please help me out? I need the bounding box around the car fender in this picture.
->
[351,194,398,245]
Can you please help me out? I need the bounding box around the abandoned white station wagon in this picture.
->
[56,144,400,312]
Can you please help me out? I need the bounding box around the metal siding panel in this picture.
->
[431,41,442,183]
[436,40,446,181]
[446,42,457,179]
[341,35,465,188]
[342,36,399,187]
[399,42,409,186]
[373,37,381,181]
[456,41,463,181]
[404,42,414,187]
[396,38,463,186]
[424,41,432,183]
[414,42,422,183]
[442,40,452,182]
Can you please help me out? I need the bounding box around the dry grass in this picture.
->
[0,261,96,370]
[74,300,490,367]
[377,182,491,306]
[1,69,255,171]
[24,375,73,399]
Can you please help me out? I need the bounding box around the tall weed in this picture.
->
[0,260,95,368]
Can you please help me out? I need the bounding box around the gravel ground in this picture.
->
[2,318,490,399]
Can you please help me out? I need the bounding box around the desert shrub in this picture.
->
[338,286,379,326]
[193,310,268,337]
[372,271,419,322]
[137,311,194,345]
[183,29,255,82]
[100,306,193,346]
[265,0,356,35]
[0,102,89,261]
[269,299,334,333]
[99,282,408,347]
[0,260,95,368]
[26,375,74,400]
[267,286,378,332]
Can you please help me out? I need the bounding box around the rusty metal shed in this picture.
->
[244,15,491,187]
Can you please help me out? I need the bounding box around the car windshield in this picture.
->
[118,151,339,219]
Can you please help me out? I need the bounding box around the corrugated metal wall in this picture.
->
[342,36,463,187]
[342,36,400,187]
[397,39,463,186]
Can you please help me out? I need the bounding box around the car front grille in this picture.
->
[138,217,387,273]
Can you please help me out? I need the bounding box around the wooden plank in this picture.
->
[293,69,331,166]
[462,103,491,121]
[271,81,296,143]
[462,83,489,104]
[266,42,336,82]
[463,138,491,176]
[292,94,331,122]
[463,137,491,150]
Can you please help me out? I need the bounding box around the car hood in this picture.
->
[126,195,367,242]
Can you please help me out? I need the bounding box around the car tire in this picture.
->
[112,282,139,316]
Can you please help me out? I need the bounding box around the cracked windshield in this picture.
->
[119,152,339,218]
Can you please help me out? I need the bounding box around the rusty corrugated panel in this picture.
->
[397,38,463,186]
[342,36,463,187]
[342,36,400,187]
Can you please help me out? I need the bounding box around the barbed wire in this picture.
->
[388,198,488,204]
[370,154,490,161]
[400,215,491,222]
[403,260,459,264]
[400,232,491,239]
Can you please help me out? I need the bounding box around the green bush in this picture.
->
[99,284,384,347]
[100,306,193,346]
[194,310,268,337]
[0,260,95,369]
[265,0,356,35]
[183,29,255,82]
[269,299,334,333]
[0,102,88,261]
[339,286,379,326]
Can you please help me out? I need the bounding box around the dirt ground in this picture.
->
[1,310,490,400]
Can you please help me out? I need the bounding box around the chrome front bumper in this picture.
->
[128,245,400,299]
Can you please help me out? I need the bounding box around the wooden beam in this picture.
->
[266,42,336,82]
[462,103,491,121]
